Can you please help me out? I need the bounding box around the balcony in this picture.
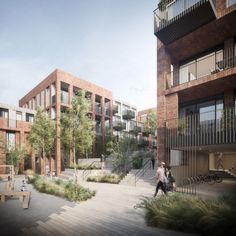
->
[154,0,216,44]
[95,105,102,114]
[166,52,236,89]
[112,104,119,115]
[0,118,31,131]
[113,121,126,131]
[166,107,236,149]
[122,109,135,120]
[96,125,102,136]
[129,120,142,134]
[105,107,110,117]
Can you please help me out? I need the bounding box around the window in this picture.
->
[227,0,236,7]
[26,113,34,122]
[46,87,50,107]
[41,90,45,108]
[0,108,8,118]
[36,94,40,107]
[51,107,56,119]
[6,132,15,149]
[16,111,22,121]
[179,50,223,84]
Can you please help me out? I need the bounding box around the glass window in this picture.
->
[16,111,22,121]
[179,60,196,84]
[41,90,45,108]
[6,132,15,149]
[0,108,8,118]
[227,0,236,7]
[26,113,34,122]
[46,87,50,107]
[196,52,215,79]
[36,94,40,107]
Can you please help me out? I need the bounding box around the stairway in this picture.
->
[119,169,156,187]
[210,168,236,179]
[59,169,84,182]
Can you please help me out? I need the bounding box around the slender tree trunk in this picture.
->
[73,144,77,184]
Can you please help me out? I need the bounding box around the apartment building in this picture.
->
[154,0,236,184]
[0,103,35,173]
[19,69,113,175]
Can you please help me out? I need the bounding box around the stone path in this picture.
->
[0,177,197,236]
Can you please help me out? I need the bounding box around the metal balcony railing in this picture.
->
[113,120,126,131]
[165,107,236,149]
[154,0,216,44]
[122,109,135,120]
[112,104,119,115]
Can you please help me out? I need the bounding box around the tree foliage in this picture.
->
[27,108,55,174]
[143,111,157,135]
[60,90,95,162]
[6,145,27,173]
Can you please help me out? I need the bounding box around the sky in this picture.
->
[0,0,157,111]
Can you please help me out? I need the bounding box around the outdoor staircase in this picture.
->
[119,169,156,187]
[59,169,84,182]
[210,167,236,179]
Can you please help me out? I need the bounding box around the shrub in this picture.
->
[29,175,95,201]
[132,154,143,169]
[68,164,101,170]
[138,193,236,236]
[87,175,122,184]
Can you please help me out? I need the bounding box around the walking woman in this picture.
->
[154,162,167,197]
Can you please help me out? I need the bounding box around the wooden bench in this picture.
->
[0,191,31,209]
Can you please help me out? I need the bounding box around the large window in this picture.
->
[180,97,224,132]
[0,108,8,118]
[16,111,22,121]
[46,87,50,107]
[6,132,15,149]
[179,50,223,84]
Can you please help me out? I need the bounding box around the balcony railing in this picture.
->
[112,104,119,115]
[165,107,236,149]
[122,109,135,120]
[95,105,102,114]
[166,53,236,89]
[113,121,126,131]
[154,0,216,44]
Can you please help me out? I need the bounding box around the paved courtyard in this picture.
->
[1,176,235,236]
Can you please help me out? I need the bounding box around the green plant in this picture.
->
[27,108,56,175]
[137,193,236,236]
[132,154,143,169]
[29,175,95,201]
[6,145,27,174]
[87,175,122,184]
[60,90,95,183]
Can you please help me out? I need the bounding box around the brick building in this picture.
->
[154,0,236,184]
[0,103,35,173]
[19,69,114,175]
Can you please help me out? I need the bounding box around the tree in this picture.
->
[27,108,55,175]
[143,111,157,135]
[60,90,95,183]
[6,145,27,174]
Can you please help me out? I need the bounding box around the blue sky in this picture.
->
[0,0,157,110]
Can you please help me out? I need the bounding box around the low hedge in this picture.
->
[28,175,95,201]
[87,175,122,184]
[67,164,101,170]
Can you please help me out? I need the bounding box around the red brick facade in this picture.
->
[156,0,236,162]
[19,69,113,175]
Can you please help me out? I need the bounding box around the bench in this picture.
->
[0,191,31,209]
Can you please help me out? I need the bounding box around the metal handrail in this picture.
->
[134,159,152,186]
[82,161,101,181]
